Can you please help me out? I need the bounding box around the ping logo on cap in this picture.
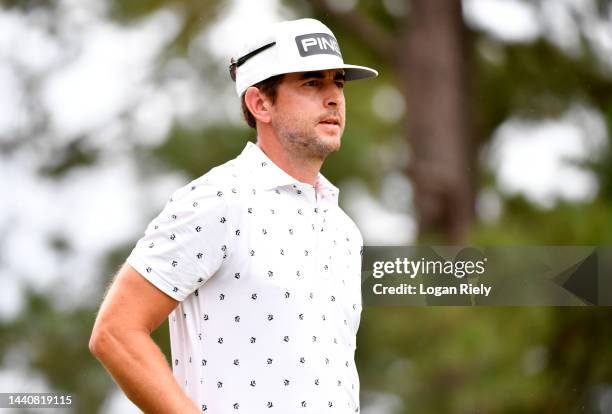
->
[295,33,342,58]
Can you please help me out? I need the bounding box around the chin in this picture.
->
[316,135,341,155]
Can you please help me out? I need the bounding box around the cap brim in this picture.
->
[288,62,378,81]
[340,64,378,81]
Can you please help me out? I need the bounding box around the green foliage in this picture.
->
[0,291,112,413]
[475,38,612,141]
[151,122,251,179]
[357,306,612,414]
[357,307,552,413]
[1,0,54,11]
[37,138,99,178]
[470,197,612,244]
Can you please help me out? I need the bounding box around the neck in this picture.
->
[256,131,324,187]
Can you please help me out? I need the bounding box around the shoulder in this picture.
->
[167,159,243,207]
[145,161,246,234]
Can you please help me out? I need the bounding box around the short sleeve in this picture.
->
[127,183,231,301]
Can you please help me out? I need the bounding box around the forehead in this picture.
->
[284,69,346,81]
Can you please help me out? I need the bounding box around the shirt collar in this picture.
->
[238,141,340,200]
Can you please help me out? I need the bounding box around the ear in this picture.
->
[244,86,273,125]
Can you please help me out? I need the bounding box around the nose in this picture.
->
[323,83,344,109]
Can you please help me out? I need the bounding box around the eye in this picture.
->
[335,81,345,89]
[304,80,320,87]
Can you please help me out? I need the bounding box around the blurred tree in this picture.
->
[403,0,474,243]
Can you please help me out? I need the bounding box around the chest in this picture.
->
[227,189,361,301]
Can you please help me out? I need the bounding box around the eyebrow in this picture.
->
[298,71,346,81]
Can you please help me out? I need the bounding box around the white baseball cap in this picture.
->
[230,18,378,97]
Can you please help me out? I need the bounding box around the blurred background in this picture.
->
[1,0,612,412]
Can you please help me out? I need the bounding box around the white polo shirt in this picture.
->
[127,141,363,413]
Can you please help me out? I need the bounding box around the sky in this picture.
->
[0,0,610,412]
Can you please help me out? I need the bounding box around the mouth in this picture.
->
[318,117,341,127]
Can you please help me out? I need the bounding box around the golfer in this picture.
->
[90,18,377,413]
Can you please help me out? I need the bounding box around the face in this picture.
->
[268,69,346,160]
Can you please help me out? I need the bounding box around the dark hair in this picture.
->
[241,74,284,129]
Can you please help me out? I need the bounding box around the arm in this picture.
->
[89,263,200,414]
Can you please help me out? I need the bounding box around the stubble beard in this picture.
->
[272,115,343,161]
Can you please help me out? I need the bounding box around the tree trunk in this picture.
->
[400,0,474,243]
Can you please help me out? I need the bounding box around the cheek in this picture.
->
[272,107,310,133]
[280,102,315,124]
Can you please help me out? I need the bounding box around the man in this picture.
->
[90,18,377,413]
